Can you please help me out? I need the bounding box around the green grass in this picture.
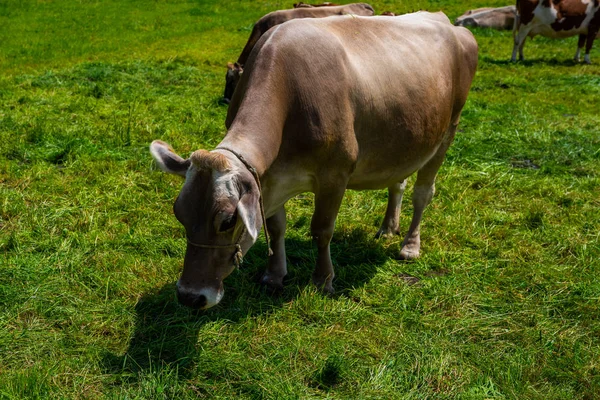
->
[1,0,599,398]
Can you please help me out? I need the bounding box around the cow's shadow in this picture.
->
[102,227,394,378]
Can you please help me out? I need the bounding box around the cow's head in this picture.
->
[223,62,243,104]
[455,16,477,27]
[150,140,261,309]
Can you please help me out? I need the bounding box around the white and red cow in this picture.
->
[512,0,600,63]
[455,6,516,30]
[151,12,478,309]
[223,3,374,103]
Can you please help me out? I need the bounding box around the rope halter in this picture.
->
[186,239,244,269]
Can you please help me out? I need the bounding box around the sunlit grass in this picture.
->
[1,0,599,398]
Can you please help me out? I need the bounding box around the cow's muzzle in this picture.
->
[176,281,224,310]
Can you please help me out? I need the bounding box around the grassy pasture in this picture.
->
[1,0,599,398]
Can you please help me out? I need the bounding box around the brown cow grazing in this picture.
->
[152,12,478,309]
[512,0,600,63]
[222,3,374,103]
[455,5,516,30]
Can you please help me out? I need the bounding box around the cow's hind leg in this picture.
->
[260,206,287,292]
[583,26,599,64]
[399,123,458,260]
[375,179,407,239]
[574,34,586,62]
[311,178,348,294]
[399,180,434,260]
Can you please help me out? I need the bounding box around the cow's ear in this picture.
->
[149,140,190,177]
[234,192,259,242]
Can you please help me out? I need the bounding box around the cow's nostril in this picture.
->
[176,290,208,309]
[194,295,207,309]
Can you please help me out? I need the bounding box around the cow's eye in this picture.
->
[218,214,237,232]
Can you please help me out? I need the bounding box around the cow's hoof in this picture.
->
[398,246,420,260]
[319,284,335,295]
[375,228,400,239]
[259,274,285,294]
[312,276,335,295]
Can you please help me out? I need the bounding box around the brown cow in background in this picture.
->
[223,3,374,103]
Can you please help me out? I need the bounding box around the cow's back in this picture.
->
[227,13,477,190]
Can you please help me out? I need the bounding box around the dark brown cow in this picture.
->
[512,0,600,63]
[455,6,516,30]
[223,3,374,103]
[152,12,478,309]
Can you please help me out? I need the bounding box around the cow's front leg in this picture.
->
[260,206,287,291]
[311,184,347,294]
[375,179,407,239]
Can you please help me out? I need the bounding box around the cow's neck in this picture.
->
[217,120,284,177]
